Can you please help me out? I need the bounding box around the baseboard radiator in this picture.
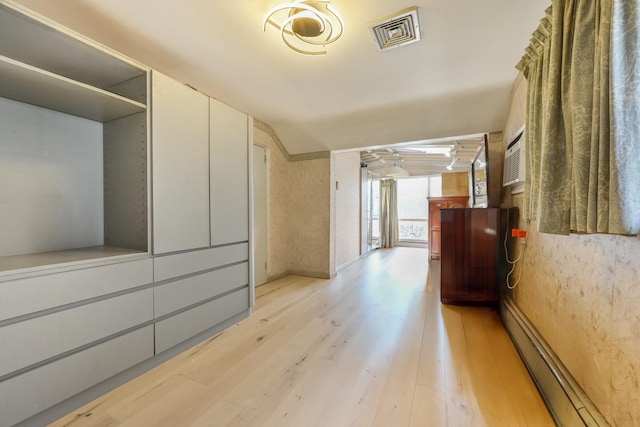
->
[500,298,610,427]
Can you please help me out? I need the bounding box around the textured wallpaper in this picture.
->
[253,126,331,279]
[503,74,640,426]
[286,159,331,276]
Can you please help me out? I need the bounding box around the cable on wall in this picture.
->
[504,212,529,290]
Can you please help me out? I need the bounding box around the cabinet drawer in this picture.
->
[0,258,153,322]
[155,287,249,353]
[155,262,248,317]
[0,325,153,427]
[0,289,153,378]
[153,243,248,282]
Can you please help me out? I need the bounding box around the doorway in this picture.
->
[253,144,268,286]
[396,175,441,244]
[361,169,381,255]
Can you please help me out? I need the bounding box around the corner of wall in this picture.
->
[253,120,333,280]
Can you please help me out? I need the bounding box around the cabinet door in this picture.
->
[152,72,210,254]
[209,98,249,245]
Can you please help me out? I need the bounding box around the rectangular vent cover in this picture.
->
[369,7,421,51]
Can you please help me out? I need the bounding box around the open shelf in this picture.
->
[0,55,146,122]
[0,3,149,274]
[0,246,147,275]
[0,2,146,90]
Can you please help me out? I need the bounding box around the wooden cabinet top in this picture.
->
[427,196,470,202]
[427,196,469,208]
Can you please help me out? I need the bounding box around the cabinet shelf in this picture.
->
[0,2,146,90]
[0,245,147,276]
[0,55,146,122]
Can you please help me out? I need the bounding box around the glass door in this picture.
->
[368,171,381,251]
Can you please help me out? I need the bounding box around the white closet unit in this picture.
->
[209,98,250,246]
[0,1,149,273]
[151,71,210,255]
[0,2,254,424]
[151,95,252,354]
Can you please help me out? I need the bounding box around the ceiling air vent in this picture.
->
[369,7,421,52]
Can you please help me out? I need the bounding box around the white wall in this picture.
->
[332,151,362,271]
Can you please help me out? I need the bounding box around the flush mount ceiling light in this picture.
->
[263,0,344,55]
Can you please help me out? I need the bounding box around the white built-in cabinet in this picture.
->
[151,71,210,254]
[0,2,253,425]
[150,80,251,355]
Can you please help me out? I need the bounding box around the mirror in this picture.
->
[472,143,488,208]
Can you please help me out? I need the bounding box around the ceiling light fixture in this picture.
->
[394,146,453,156]
[446,158,458,171]
[263,0,344,55]
[387,163,410,178]
[422,146,453,156]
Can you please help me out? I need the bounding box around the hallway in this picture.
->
[52,247,553,426]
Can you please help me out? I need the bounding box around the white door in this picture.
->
[253,145,268,286]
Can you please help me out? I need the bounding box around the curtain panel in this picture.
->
[380,179,398,248]
[516,0,640,235]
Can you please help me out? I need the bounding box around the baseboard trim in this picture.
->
[336,255,363,273]
[500,298,609,427]
[266,271,291,282]
[267,270,332,281]
[288,269,333,279]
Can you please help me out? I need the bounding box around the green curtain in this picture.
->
[516,0,640,235]
[380,179,398,248]
[611,0,640,233]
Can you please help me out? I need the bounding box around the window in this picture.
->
[370,177,380,247]
[397,176,439,242]
[429,175,442,198]
[397,177,428,241]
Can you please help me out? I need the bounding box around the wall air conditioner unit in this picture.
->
[503,125,525,193]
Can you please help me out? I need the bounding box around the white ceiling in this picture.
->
[12,0,548,155]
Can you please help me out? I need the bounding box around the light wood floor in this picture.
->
[51,247,554,427]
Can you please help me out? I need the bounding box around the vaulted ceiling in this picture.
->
[13,0,548,158]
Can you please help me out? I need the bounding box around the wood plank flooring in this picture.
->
[51,247,554,427]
